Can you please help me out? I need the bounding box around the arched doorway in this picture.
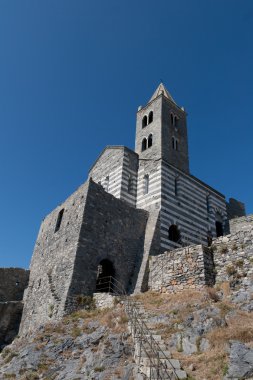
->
[168,224,181,243]
[96,259,115,293]
[215,221,223,237]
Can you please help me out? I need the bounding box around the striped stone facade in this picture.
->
[89,146,138,208]
[135,84,229,250]
[89,83,243,252]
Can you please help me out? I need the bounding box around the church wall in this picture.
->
[89,147,125,199]
[66,180,148,309]
[160,162,227,250]
[119,148,138,207]
[136,160,162,212]
[19,182,89,336]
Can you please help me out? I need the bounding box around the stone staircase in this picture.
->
[126,300,187,380]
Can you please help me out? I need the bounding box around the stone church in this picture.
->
[19,84,245,335]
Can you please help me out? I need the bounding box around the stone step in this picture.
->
[140,366,176,379]
[136,349,172,359]
[139,357,181,370]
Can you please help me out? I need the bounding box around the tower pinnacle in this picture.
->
[149,83,176,104]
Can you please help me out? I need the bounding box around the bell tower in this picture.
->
[135,83,189,173]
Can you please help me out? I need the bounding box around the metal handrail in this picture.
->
[95,276,179,380]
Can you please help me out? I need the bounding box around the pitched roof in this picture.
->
[149,83,176,104]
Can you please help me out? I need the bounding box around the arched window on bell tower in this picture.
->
[148,111,153,124]
[142,115,148,128]
[142,138,147,151]
[148,134,153,148]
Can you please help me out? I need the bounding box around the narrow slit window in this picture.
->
[144,174,149,195]
[55,209,64,233]
[170,113,174,125]
[206,195,210,213]
[127,176,132,194]
[104,176,109,192]
[174,177,178,196]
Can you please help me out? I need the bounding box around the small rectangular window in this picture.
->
[206,196,210,213]
[174,178,178,196]
[55,209,64,233]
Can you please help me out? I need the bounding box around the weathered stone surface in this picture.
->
[225,341,253,379]
[0,301,24,350]
[0,268,29,302]
[20,179,148,336]
[149,244,215,292]
[93,293,115,309]
[0,311,136,380]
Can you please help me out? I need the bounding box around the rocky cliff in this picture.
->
[1,281,253,379]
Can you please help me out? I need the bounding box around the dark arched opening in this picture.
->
[215,212,224,237]
[207,230,213,246]
[168,224,181,243]
[142,115,148,128]
[148,111,153,124]
[148,134,153,148]
[215,221,223,237]
[142,138,147,151]
[170,113,174,125]
[96,259,115,293]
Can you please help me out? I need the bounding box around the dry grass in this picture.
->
[133,290,205,314]
[206,287,220,302]
[174,348,228,380]
[207,310,253,347]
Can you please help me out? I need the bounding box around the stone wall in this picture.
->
[0,268,29,302]
[0,302,23,350]
[20,179,148,335]
[93,293,115,309]
[229,214,253,234]
[149,245,215,292]
[212,223,253,285]
[148,214,253,294]
[226,198,246,220]
[19,181,90,336]
[0,268,29,349]
[66,180,148,310]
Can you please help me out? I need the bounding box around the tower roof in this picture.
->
[149,83,176,104]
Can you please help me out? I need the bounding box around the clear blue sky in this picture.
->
[0,0,252,268]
